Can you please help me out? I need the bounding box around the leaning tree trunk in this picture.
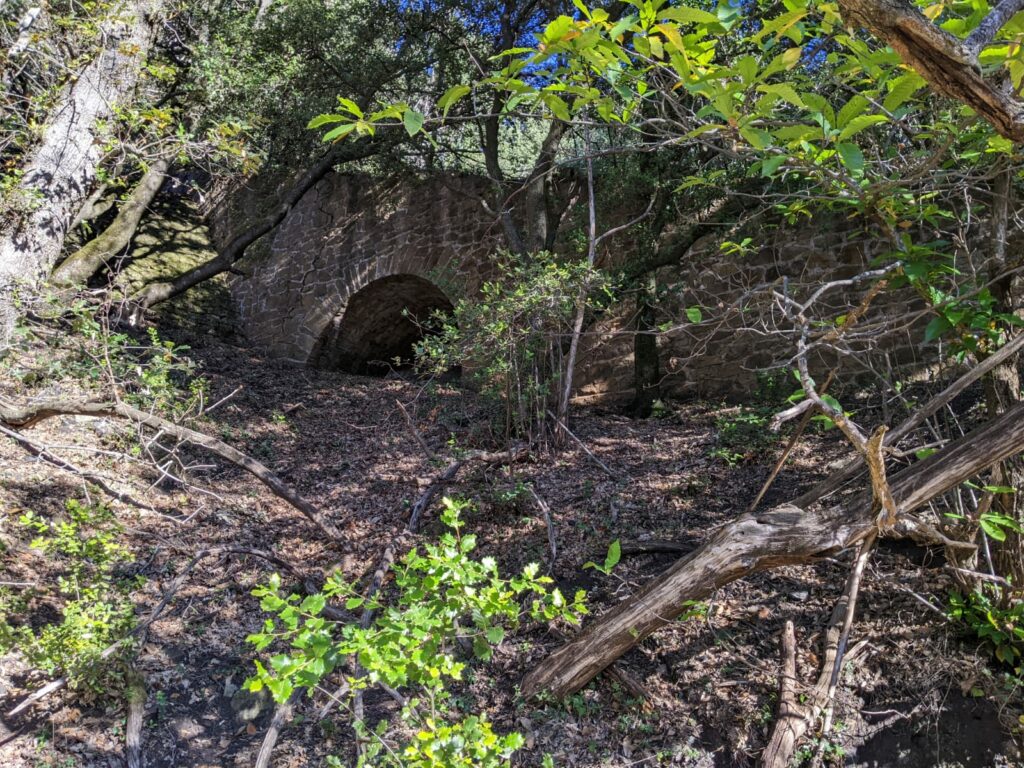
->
[521,398,1024,699]
[128,139,383,317]
[52,157,171,286]
[0,0,161,347]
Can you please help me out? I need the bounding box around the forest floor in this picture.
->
[1,331,1022,768]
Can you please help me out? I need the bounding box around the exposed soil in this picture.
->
[1,331,1022,767]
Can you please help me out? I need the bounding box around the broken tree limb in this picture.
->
[127,139,384,317]
[51,157,172,285]
[837,0,1024,143]
[0,397,342,539]
[760,534,875,768]
[762,620,799,767]
[520,399,1024,699]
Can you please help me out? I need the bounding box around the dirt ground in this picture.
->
[1,331,1022,767]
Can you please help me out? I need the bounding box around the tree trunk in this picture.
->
[52,157,171,285]
[128,140,382,316]
[631,275,661,417]
[0,0,161,346]
[521,398,1024,699]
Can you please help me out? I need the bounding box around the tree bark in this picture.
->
[0,0,161,347]
[837,0,1024,143]
[52,157,171,285]
[631,275,661,417]
[520,399,1024,699]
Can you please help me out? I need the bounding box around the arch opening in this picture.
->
[312,274,454,375]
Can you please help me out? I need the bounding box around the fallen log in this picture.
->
[520,399,1024,699]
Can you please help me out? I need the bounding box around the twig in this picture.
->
[0,397,343,540]
[546,410,617,479]
[396,399,434,461]
[751,371,835,514]
[527,484,557,568]
[0,424,156,512]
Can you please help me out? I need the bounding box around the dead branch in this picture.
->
[125,669,146,768]
[0,423,157,512]
[760,534,875,767]
[547,410,617,478]
[396,398,434,461]
[520,399,1024,699]
[0,397,342,540]
[528,484,557,567]
[254,691,300,768]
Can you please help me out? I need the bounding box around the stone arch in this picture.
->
[310,273,454,374]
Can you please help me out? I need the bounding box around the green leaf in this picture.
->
[800,92,835,127]
[307,114,343,129]
[761,155,786,177]
[438,84,471,117]
[603,539,621,572]
[923,315,953,343]
[658,7,718,24]
[336,97,363,118]
[836,142,865,175]
[757,83,804,109]
[299,594,326,615]
[883,72,925,112]
[836,94,869,129]
[541,93,572,121]
[485,625,505,644]
[739,126,772,149]
[608,14,636,41]
[980,517,1008,541]
[321,123,356,142]
[837,114,888,141]
[403,108,425,137]
[735,55,758,84]
[686,306,703,323]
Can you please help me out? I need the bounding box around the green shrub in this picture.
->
[415,251,612,444]
[246,497,587,766]
[0,499,137,693]
[948,586,1024,672]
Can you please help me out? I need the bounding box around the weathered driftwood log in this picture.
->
[521,399,1024,699]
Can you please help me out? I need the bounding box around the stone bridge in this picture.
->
[210,170,927,399]
[223,173,501,373]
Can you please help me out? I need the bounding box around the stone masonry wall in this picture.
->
[221,173,502,364]
[211,170,931,399]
